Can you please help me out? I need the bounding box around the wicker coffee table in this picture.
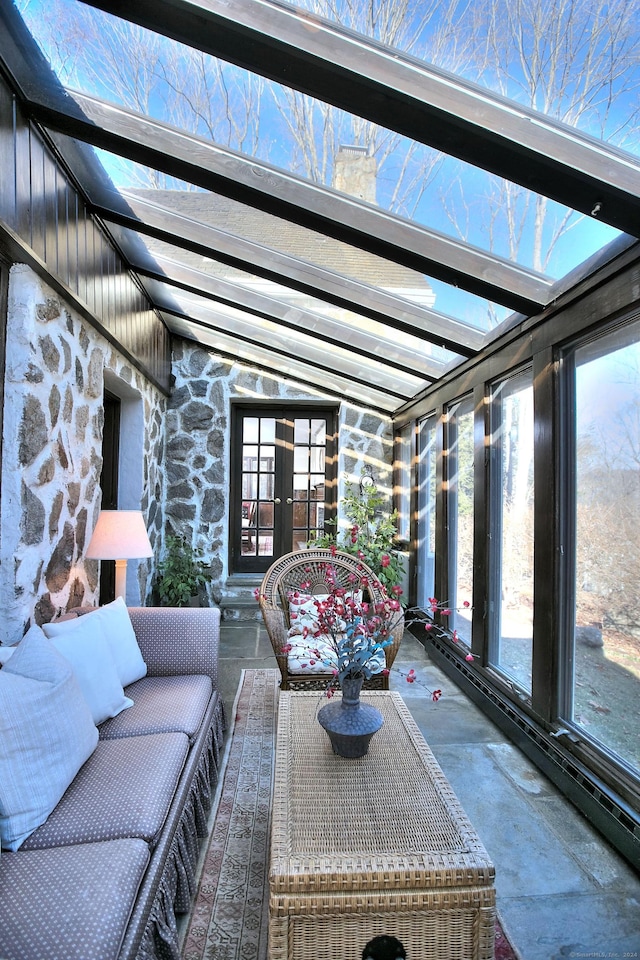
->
[268,690,495,960]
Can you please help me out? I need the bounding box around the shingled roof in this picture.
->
[128,187,436,308]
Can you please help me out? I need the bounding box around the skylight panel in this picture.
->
[163,313,404,412]
[292,0,640,159]
[19,0,630,305]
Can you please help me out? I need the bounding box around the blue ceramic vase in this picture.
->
[317,675,384,758]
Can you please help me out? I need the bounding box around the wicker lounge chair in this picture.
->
[258,548,404,690]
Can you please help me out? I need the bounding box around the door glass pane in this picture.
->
[292,416,328,550]
[258,502,273,526]
[294,419,310,444]
[310,447,325,473]
[293,502,308,527]
[243,445,258,467]
[292,481,307,500]
[447,397,474,643]
[489,370,534,691]
[260,445,275,465]
[417,414,437,608]
[571,322,640,772]
[243,417,259,443]
[261,419,275,443]
[242,475,257,499]
[241,416,275,558]
[259,475,274,499]
[294,447,309,472]
[311,419,326,445]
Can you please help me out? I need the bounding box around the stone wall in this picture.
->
[0,268,394,640]
[1,265,166,644]
[167,340,394,603]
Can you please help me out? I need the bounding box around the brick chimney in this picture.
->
[333,145,377,204]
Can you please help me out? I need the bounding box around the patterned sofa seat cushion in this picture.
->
[22,732,189,851]
[99,674,213,743]
[0,839,149,960]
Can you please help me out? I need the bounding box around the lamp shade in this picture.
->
[86,511,153,560]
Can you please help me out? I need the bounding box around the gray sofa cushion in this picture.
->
[99,674,213,743]
[22,732,189,850]
[0,838,150,960]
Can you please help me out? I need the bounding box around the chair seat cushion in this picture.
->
[287,633,338,675]
[99,674,213,742]
[0,839,150,960]
[22,732,189,850]
[286,631,386,676]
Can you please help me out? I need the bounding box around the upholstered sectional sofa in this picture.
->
[0,601,225,960]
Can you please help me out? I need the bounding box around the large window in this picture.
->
[416,414,437,608]
[489,369,535,693]
[445,396,474,642]
[566,320,640,773]
[394,422,413,545]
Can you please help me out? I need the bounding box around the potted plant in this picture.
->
[309,473,406,597]
[154,534,208,607]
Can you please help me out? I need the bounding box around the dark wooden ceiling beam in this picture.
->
[77,0,640,237]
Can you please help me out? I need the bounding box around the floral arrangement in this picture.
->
[286,567,399,692]
[274,558,470,701]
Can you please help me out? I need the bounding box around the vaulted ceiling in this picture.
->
[1,0,639,413]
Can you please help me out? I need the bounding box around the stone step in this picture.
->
[220,576,263,621]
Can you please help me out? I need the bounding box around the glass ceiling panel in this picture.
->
[94,152,509,336]
[157,284,429,397]
[115,171,510,333]
[123,234,456,375]
[292,0,640,158]
[125,184,438,313]
[163,313,403,412]
[19,0,629,301]
[105,176,491,343]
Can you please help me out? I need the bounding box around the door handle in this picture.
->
[286,498,294,504]
[273,498,281,504]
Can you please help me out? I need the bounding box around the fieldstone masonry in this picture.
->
[168,340,394,606]
[1,265,165,644]
[1,266,394,641]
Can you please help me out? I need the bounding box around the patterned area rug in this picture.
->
[181,669,519,960]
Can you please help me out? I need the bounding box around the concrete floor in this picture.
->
[218,620,640,960]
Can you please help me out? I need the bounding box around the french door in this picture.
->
[230,406,337,574]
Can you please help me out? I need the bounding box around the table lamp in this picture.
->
[86,510,153,602]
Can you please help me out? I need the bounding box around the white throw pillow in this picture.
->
[0,625,98,850]
[0,645,18,664]
[42,615,133,725]
[91,597,147,687]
